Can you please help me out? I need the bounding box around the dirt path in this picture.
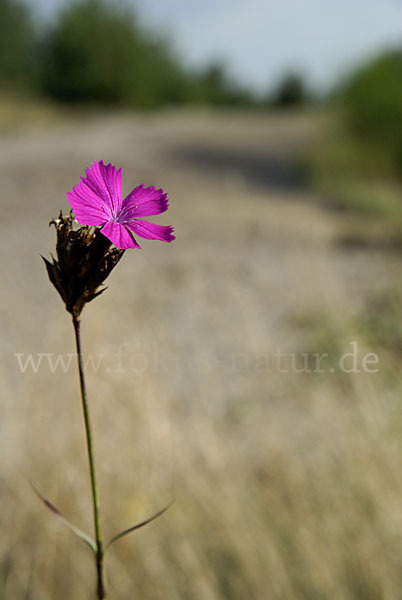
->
[1,108,402,600]
[1,109,400,388]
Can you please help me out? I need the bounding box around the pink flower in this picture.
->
[67,160,175,249]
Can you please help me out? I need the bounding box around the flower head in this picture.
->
[67,160,175,249]
[43,212,124,316]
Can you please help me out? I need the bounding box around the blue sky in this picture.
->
[28,0,402,92]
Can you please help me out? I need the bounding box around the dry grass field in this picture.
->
[1,107,402,599]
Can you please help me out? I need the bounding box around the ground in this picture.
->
[1,108,401,599]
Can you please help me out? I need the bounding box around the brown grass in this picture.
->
[1,104,402,599]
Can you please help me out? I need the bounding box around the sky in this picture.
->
[28,0,402,92]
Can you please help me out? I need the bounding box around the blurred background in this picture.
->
[1,0,402,598]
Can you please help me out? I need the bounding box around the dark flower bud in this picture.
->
[43,212,124,317]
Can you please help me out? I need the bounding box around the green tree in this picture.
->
[41,0,187,106]
[342,50,402,156]
[190,62,254,106]
[0,0,37,90]
[270,71,310,108]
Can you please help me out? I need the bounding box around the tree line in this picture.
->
[0,0,313,108]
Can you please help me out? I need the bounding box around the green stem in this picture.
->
[73,315,106,599]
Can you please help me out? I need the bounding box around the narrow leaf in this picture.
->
[106,500,174,550]
[30,481,96,553]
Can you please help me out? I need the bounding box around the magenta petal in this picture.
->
[101,221,141,249]
[126,219,175,242]
[67,160,123,225]
[84,160,122,215]
[67,185,110,226]
[120,184,169,219]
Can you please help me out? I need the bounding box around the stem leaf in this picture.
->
[30,481,97,553]
[106,500,174,550]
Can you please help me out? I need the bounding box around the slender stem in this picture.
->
[72,314,106,599]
